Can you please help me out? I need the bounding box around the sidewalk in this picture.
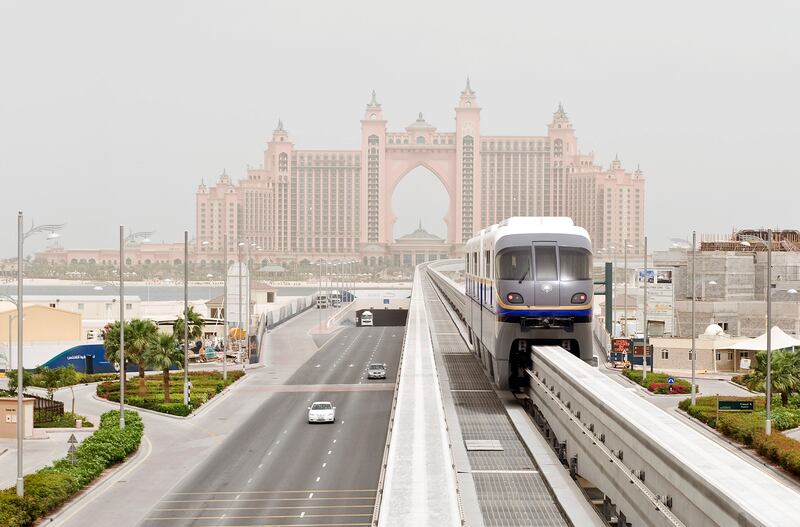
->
[0,429,93,489]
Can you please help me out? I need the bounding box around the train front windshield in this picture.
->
[496,248,531,281]
[496,246,591,281]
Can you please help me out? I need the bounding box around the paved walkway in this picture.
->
[0,428,93,489]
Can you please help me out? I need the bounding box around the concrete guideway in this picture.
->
[377,270,461,527]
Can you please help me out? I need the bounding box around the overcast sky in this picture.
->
[2,1,798,257]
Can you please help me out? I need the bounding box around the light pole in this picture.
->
[766,229,773,436]
[222,234,228,381]
[238,242,244,364]
[642,237,648,381]
[14,214,65,496]
[119,226,126,430]
[182,231,189,407]
[691,231,697,405]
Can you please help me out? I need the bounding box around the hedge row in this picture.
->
[623,370,694,393]
[679,396,800,477]
[0,410,144,527]
[96,370,245,416]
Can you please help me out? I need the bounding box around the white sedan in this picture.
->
[307,401,336,423]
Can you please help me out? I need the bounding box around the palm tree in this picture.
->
[145,334,182,403]
[127,319,159,397]
[173,306,204,346]
[104,319,159,398]
[745,350,800,406]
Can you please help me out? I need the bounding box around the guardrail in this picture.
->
[527,344,800,527]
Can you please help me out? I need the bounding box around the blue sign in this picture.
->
[383,298,390,304]
[667,376,675,385]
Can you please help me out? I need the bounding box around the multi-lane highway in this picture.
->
[140,325,403,526]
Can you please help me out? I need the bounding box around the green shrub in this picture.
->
[95,370,243,416]
[624,370,694,393]
[34,412,94,429]
[0,410,143,527]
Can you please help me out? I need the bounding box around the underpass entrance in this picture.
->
[355,308,408,327]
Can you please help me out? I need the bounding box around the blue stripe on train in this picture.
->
[495,307,592,318]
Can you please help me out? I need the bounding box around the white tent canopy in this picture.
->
[728,326,800,352]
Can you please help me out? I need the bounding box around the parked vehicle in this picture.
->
[367,362,387,379]
[307,401,336,423]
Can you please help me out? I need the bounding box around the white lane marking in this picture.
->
[327,450,332,455]
[333,439,337,444]
[247,478,252,483]
[221,513,226,519]
[322,462,327,468]
[308,492,314,499]
[268,451,272,456]
[283,429,288,434]
[315,364,320,368]
[315,476,321,482]
[276,440,281,445]
[348,364,353,368]
[258,463,263,469]
[300,511,306,518]
[235,494,240,500]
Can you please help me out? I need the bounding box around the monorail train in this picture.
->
[464,217,594,390]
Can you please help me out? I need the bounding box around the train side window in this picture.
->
[534,246,558,281]
[559,247,592,280]
[485,251,491,279]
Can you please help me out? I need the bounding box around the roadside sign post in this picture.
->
[667,376,675,394]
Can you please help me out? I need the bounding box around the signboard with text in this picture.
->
[637,268,675,336]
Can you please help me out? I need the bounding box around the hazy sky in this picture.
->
[2,1,798,257]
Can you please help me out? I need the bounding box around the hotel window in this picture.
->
[77,303,85,310]
[661,350,669,360]
[126,303,133,310]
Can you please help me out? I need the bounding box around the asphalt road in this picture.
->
[139,325,404,527]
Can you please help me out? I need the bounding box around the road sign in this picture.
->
[383,298,390,305]
[68,444,77,453]
[667,377,675,385]
[717,400,754,411]
[67,433,78,444]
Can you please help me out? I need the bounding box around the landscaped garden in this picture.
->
[679,349,800,477]
[96,370,245,416]
[0,410,143,527]
[622,369,694,394]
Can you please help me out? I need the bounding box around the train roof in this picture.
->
[468,217,590,247]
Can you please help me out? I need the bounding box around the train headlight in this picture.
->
[506,292,524,304]
[571,292,588,304]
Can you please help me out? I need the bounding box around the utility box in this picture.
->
[0,398,34,439]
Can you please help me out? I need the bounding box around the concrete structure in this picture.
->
[195,81,645,266]
[0,398,33,439]
[654,229,800,338]
[0,305,81,343]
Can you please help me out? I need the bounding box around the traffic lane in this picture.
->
[287,327,367,385]
[140,329,402,526]
[293,326,403,387]
[143,390,393,526]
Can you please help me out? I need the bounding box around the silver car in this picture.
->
[367,363,387,379]
[307,401,336,423]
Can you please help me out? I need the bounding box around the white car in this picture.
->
[307,401,336,423]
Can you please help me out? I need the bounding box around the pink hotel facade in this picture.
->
[39,82,645,268]
[196,81,645,266]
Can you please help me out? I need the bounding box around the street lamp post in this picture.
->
[119,226,126,430]
[691,231,697,405]
[183,231,189,407]
[16,212,22,496]
[13,214,65,496]
[766,228,773,436]
[642,237,649,381]
[238,242,244,364]
[222,234,228,381]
